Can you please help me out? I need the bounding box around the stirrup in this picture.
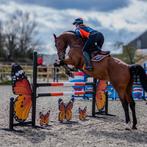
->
[85,66,93,71]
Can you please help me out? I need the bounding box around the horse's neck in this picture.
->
[67,37,83,58]
[65,33,83,49]
[68,42,84,68]
[62,33,84,67]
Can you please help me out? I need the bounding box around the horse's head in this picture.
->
[53,33,67,61]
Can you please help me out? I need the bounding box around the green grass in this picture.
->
[0,80,12,85]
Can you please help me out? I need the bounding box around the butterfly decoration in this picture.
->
[58,98,74,122]
[39,110,50,126]
[79,106,87,121]
[11,64,32,122]
[96,80,107,111]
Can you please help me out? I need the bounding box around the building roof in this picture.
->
[125,30,147,49]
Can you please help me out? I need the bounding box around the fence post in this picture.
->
[143,63,146,99]
[92,78,97,117]
[32,51,37,127]
[105,91,108,115]
[9,97,14,130]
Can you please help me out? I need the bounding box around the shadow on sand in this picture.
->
[88,129,147,144]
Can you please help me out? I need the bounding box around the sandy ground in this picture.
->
[0,85,147,147]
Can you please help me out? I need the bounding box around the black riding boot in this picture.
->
[83,51,93,71]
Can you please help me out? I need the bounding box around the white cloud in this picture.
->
[102,0,147,32]
[0,0,147,54]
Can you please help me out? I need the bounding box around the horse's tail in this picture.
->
[130,64,147,92]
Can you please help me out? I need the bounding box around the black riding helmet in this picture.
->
[73,18,83,25]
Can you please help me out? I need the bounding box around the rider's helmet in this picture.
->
[73,18,83,25]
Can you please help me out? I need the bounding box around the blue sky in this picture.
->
[0,0,147,54]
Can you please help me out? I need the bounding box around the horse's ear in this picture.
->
[53,33,57,40]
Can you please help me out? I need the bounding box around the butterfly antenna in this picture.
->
[58,98,63,104]
[71,97,75,102]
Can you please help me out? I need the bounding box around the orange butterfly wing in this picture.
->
[58,98,65,122]
[14,95,32,122]
[39,112,44,126]
[39,111,50,126]
[96,80,107,111]
[13,79,32,95]
[11,64,32,122]
[97,80,107,91]
[65,98,74,121]
[79,107,87,121]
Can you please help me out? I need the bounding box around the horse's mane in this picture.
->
[61,30,77,37]
[60,30,84,47]
[59,30,76,38]
[65,30,76,35]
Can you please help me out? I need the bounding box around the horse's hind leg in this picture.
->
[121,98,130,126]
[116,88,131,129]
[130,98,137,129]
[126,82,137,129]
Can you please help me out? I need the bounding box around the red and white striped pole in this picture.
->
[37,91,94,97]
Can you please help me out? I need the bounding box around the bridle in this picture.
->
[57,49,65,61]
[53,32,78,77]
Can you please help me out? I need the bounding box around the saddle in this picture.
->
[91,50,110,62]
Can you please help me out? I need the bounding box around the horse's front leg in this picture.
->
[63,58,75,66]
[54,57,76,77]
[54,57,73,66]
[58,58,74,77]
[62,64,73,77]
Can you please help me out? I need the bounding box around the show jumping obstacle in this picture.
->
[9,51,108,130]
[32,52,100,127]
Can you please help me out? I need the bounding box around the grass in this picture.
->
[0,80,12,85]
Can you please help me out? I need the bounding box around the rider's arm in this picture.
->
[75,28,81,38]
[76,27,90,38]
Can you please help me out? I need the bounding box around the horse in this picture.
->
[53,31,147,129]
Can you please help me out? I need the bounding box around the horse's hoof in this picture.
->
[132,126,137,130]
[125,122,131,130]
[125,128,131,131]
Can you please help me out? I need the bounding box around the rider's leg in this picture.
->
[83,51,92,70]
[83,36,94,71]
[95,32,104,49]
[95,32,110,55]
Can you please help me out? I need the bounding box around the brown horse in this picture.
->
[53,31,147,129]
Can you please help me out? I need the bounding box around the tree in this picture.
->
[122,45,136,64]
[3,10,39,62]
[0,21,5,60]
[113,41,136,64]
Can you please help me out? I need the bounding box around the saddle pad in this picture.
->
[91,54,109,62]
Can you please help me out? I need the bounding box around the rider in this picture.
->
[73,17,109,71]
